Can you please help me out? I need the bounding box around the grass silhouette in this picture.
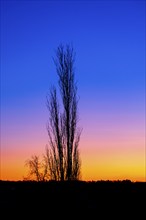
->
[0,180,145,218]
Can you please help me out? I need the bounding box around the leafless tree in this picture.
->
[25,155,48,181]
[46,44,82,181]
[25,44,81,181]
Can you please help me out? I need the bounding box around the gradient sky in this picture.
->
[1,0,145,181]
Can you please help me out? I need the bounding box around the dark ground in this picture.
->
[0,180,145,219]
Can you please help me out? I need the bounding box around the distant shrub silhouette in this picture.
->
[25,155,48,181]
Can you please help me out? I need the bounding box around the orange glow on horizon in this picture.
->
[1,141,145,182]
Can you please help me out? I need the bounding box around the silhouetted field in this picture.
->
[0,180,145,218]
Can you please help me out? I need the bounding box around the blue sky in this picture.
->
[1,0,145,181]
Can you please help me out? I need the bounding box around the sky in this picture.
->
[1,0,145,182]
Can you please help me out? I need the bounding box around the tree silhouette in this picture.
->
[25,155,48,181]
[46,44,82,181]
